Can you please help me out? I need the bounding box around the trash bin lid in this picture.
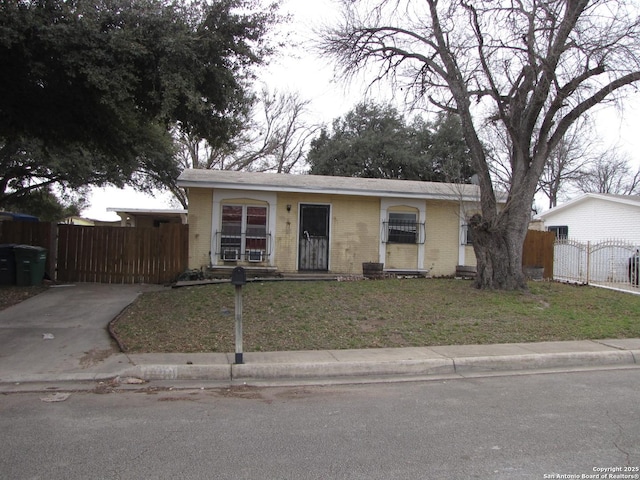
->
[13,244,46,251]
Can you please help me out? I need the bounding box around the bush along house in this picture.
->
[177,170,487,278]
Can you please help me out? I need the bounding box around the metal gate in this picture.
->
[554,239,639,289]
[298,204,330,271]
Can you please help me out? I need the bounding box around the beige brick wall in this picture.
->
[186,187,213,270]
[424,200,462,276]
[273,192,300,273]
[274,193,380,274]
[330,195,380,274]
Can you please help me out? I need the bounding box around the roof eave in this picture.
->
[177,179,481,202]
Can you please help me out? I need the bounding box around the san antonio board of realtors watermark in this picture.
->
[544,467,639,479]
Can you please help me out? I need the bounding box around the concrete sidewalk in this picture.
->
[1,283,639,390]
[122,339,640,383]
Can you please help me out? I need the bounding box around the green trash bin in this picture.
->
[0,244,17,285]
[14,245,47,286]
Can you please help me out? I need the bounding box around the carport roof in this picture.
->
[178,169,484,202]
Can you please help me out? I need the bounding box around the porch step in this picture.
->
[384,269,432,278]
[206,266,280,279]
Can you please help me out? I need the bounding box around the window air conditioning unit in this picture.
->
[246,249,264,262]
[222,249,239,261]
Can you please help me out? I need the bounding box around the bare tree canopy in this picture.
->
[172,88,318,206]
[538,117,598,209]
[320,0,640,289]
[575,149,640,195]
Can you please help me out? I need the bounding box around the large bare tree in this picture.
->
[320,0,640,289]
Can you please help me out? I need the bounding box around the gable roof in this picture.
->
[535,193,640,219]
[178,169,484,202]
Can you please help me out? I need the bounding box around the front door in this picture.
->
[298,204,330,271]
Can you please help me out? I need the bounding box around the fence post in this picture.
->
[586,241,590,285]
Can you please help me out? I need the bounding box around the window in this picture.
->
[220,205,267,260]
[548,225,568,240]
[462,224,474,245]
[385,212,422,244]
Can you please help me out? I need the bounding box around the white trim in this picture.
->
[211,189,277,267]
[379,198,425,269]
[535,193,640,220]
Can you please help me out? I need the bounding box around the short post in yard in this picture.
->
[230,266,247,364]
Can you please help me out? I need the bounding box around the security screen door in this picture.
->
[298,204,330,271]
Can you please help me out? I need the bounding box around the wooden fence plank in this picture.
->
[523,230,555,279]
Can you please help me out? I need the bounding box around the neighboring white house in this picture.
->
[535,194,640,287]
[534,193,640,243]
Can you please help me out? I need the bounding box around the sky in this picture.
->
[81,0,640,221]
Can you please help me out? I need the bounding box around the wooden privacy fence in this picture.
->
[522,230,555,279]
[0,222,188,284]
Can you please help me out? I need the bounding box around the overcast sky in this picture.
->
[82,0,640,221]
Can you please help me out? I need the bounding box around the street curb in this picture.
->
[116,350,638,382]
[2,346,638,388]
[0,372,123,384]
[452,350,637,373]
[122,364,231,381]
[232,358,454,380]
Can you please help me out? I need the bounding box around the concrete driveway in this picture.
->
[0,283,164,383]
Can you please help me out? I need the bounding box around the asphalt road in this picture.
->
[1,369,639,480]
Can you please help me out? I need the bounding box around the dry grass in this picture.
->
[111,278,640,353]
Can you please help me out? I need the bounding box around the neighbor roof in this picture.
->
[178,170,484,202]
[535,193,640,219]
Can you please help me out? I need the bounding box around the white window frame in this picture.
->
[220,204,268,261]
[211,190,277,266]
[379,198,426,268]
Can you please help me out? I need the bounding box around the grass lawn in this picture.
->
[111,278,640,353]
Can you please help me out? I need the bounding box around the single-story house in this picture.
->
[106,207,188,228]
[177,170,486,277]
[534,193,640,243]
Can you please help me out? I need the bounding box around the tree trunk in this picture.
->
[469,211,528,290]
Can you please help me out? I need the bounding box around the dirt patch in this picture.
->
[0,285,48,311]
[79,348,115,368]
[359,318,386,333]
[213,385,270,402]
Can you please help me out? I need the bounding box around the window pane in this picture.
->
[301,205,329,237]
[222,206,242,236]
[247,206,267,225]
[388,212,417,243]
[464,225,474,245]
[245,206,267,253]
[221,205,242,258]
[548,225,568,240]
